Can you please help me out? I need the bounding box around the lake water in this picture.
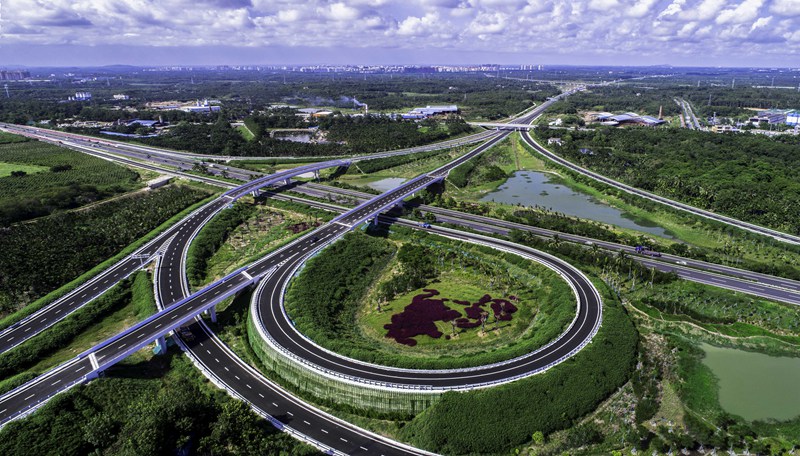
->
[275,133,312,143]
[481,171,672,238]
[366,177,407,192]
[700,342,800,421]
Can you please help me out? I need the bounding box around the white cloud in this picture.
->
[716,0,765,24]
[318,2,362,21]
[750,15,772,30]
[626,0,658,18]
[770,0,800,16]
[0,0,797,64]
[465,11,508,35]
[657,0,687,19]
[587,0,620,12]
[397,12,440,35]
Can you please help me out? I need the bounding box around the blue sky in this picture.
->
[1,0,799,66]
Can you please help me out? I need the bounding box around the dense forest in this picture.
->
[536,126,800,235]
[127,115,474,157]
[0,355,318,456]
[0,185,208,314]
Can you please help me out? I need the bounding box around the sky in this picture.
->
[1,0,799,67]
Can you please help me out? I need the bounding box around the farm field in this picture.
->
[0,134,143,225]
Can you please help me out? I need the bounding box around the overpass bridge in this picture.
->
[0,127,503,427]
[469,122,537,130]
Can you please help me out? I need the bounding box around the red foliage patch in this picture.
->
[384,289,519,346]
[383,289,461,346]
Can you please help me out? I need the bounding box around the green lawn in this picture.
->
[0,161,49,178]
[237,124,255,141]
[360,268,540,355]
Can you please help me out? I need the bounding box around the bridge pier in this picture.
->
[155,336,167,355]
[250,188,260,198]
[207,306,217,323]
[284,178,291,186]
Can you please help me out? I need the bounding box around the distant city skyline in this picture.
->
[1,0,798,67]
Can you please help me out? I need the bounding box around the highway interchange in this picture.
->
[2,88,800,454]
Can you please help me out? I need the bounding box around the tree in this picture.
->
[532,431,545,445]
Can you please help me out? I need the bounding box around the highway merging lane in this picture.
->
[294,182,800,304]
[4,88,800,453]
[0,126,519,452]
[0,198,228,354]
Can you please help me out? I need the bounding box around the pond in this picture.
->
[481,170,672,238]
[366,177,407,192]
[700,342,800,421]
[274,133,312,143]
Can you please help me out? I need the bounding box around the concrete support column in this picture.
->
[251,188,260,198]
[284,178,291,186]
[156,336,167,355]
[373,214,379,225]
[208,305,217,323]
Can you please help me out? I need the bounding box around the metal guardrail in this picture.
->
[250,219,603,392]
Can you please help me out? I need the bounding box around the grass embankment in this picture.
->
[237,124,255,141]
[285,227,576,369]
[335,146,471,187]
[0,187,212,328]
[0,271,156,380]
[187,197,334,289]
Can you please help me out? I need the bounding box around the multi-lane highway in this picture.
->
[0,161,351,355]
[294,182,800,304]
[253,223,601,390]
[5,84,799,455]
[0,123,521,440]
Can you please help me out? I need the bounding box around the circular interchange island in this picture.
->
[248,225,603,414]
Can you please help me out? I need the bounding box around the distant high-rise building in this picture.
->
[0,70,30,80]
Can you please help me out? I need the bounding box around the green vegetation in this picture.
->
[0,271,155,379]
[350,149,448,174]
[187,203,256,287]
[535,126,800,236]
[284,228,576,369]
[0,161,49,178]
[0,193,215,332]
[0,184,209,315]
[0,136,142,225]
[285,230,394,343]
[187,197,333,288]
[0,352,318,456]
[401,295,637,454]
[143,115,476,158]
[447,143,508,188]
